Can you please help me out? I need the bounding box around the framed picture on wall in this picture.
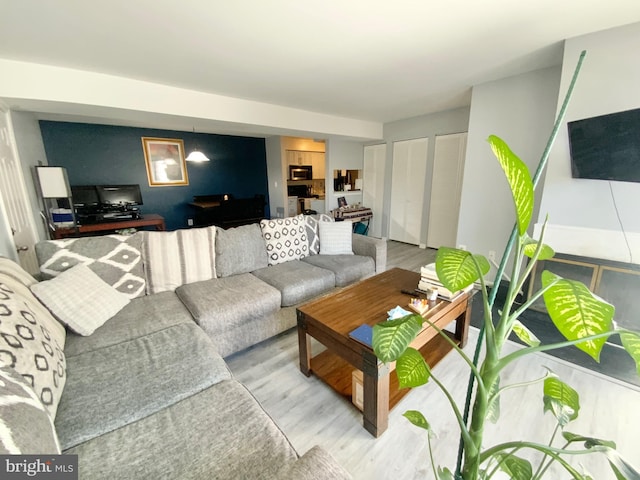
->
[141,137,189,186]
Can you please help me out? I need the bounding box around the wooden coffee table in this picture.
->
[296,267,473,437]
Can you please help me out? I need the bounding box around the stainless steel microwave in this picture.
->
[289,165,312,180]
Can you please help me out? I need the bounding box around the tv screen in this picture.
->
[71,185,100,207]
[567,108,640,183]
[97,185,143,206]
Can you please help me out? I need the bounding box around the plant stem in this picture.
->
[491,372,549,405]
[497,330,617,371]
[429,369,474,448]
[532,423,560,479]
[419,317,486,393]
[536,441,571,479]
[428,433,438,480]
[480,440,600,479]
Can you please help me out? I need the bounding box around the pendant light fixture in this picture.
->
[186,127,210,162]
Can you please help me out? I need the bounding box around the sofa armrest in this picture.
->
[277,446,352,480]
[352,234,387,273]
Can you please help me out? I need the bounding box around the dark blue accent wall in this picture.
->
[39,121,269,230]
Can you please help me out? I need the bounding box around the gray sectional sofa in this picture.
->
[0,215,386,479]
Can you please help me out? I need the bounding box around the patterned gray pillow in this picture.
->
[35,233,145,299]
[0,367,61,454]
[260,215,309,266]
[304,214,333,255]
[0,274,66,419]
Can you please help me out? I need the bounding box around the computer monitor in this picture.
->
[96,185,143,206]
[70,185,100,207]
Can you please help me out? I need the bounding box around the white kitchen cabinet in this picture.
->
[389,137,428,246]
[286,150,315,166]
[310,152,325,179]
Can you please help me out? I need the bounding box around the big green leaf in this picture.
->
[372,314,422,363]
[397,347,431,388]
[541,270,614,361]
[512,320,541,347]
[494,452,533,480]
[543,376,579,427]
[620,332,640,376]
[562,432,616,449]
[522,235,555,261]
[435,247,489,292]
[488,135,534,235]
[403,410,431,431]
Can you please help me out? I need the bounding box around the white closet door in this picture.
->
[0,110,40,272]
[427,133,467,249]
[363,144,386,238]
[390,137,428,245]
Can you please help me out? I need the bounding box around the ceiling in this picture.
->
[1,1,640,132]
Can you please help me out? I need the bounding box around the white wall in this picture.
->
[325,139,363,211]
[538,22,640,264]
[382,107,470,241]
[0,59,382,142]
[265,136,284,218]
[457,67,561,278]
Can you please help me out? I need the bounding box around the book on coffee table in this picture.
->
[349,324,373,348]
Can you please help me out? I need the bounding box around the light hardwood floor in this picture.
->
[226,241,640,479]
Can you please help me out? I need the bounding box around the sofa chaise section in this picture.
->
[64,379,346,480]
[56,321,231,451]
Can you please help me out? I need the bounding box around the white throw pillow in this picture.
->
[260,215,309,265]
[304,214,333,255]
[31,264,130,336]
[142,227,217,294]
[318,221,354,255]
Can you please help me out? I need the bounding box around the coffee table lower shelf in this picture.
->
[310,331,459,410]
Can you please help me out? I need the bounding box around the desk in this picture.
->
[332,207,373,234]
[189,195,265,228]
[52,214,166,239]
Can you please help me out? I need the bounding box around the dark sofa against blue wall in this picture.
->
[39,121,269,230]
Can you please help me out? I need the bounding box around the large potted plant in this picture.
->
[372,52,640,480]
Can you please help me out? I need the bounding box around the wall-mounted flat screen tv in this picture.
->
[567,107,640,183]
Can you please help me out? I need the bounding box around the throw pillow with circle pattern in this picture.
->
[0,273,66,419]
[260,215,309,266]
[0,366,61,454]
